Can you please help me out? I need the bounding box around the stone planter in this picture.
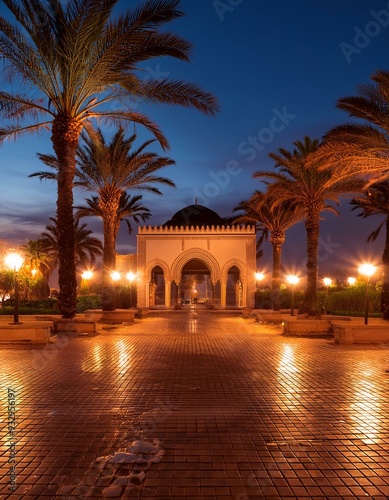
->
[332,322,389,344]
[0,321,52,345]
[84,309,136,323]
[53,318,96,335]
[283,318,333,336]
[242,307,253,318]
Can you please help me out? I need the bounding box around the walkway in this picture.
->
[1,310,389,499]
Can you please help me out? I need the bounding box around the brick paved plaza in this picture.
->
[1,310,389,499]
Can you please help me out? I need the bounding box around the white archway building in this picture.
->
[136,204,256,308]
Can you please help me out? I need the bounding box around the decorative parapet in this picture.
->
[138,225,255,234]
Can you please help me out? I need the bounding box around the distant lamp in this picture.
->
[81,270,93,292]
[111,271,121,282]
[126,272,136,282]
[347,277,356,286]
[323,277,332,295]
[82,270,93,281]
[255,272,265,282]
[286,275,299,316]
[5,252,24,324]
[358,263,376,325]
[31,268,38,277]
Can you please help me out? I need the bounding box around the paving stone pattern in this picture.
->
[1,310,389,499]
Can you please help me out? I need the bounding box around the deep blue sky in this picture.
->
[1,0,389,278]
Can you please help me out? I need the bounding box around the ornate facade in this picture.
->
[136,205,256,308]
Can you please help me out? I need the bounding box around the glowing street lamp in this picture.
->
[5,252,24,324]
[358,263,376,325]
[286,275,299,316]
[111,271,121,282]
[347,277,356,286]
[81,270,93,292]
[255,272,265,283]
[323,277,332,295]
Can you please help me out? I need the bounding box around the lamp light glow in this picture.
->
[286,275,299,285]
[5,252,24,272]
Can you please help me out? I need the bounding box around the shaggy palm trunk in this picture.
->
[303,210,320,314]
[51,116,81,318]
[381,217,389,319]
[101,197,120,311]
[270,232,285,311]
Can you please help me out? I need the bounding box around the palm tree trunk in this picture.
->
[270,233,284,311]
[101,199,120,311]
[303,211,320,314]
[51,116,82,318]
[381,216,389,319]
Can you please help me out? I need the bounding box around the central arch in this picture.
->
[171,248,220,284]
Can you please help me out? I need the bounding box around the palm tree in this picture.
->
[75,193,151,241]
[33,127,174,309]
[255,136,363,314]
[20,239,53,282]
[313,70,389,186]
[0,0,218,317]
[39,217,103,270]
[350,181,389,318]
[234,191,303,310]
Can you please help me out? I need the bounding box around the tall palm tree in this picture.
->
[350,181,389,317]
[33,127,174,309]
[0,0,218,317]
[255,136,363,314]
[75,193,151,241]
[234,191,304,310]
[39,217,103,270]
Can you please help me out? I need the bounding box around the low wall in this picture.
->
[283,318,332,336]
[332,322,389,345]
[0,321,52,344]
[85,309,136,323]
[53,318,96,334]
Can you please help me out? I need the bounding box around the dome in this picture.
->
[163,204,230,228]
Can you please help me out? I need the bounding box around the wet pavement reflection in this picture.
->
[0,311,389,498]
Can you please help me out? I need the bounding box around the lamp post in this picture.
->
[358,264,376,325]
[81,270,93,293]
[286,275,299,316]
[323,277,332,294]
[254,272,265,309]
[126,272,137,308]
[5,252,24,324]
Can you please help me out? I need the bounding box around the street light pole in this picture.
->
[286,275,299,316]
[5,252,24,325]
[358,264,376,325]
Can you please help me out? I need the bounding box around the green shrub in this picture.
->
[76,294,102,312]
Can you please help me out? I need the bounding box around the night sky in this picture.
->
[1,0,389,279]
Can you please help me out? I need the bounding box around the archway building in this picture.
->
[136,204,256,308]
